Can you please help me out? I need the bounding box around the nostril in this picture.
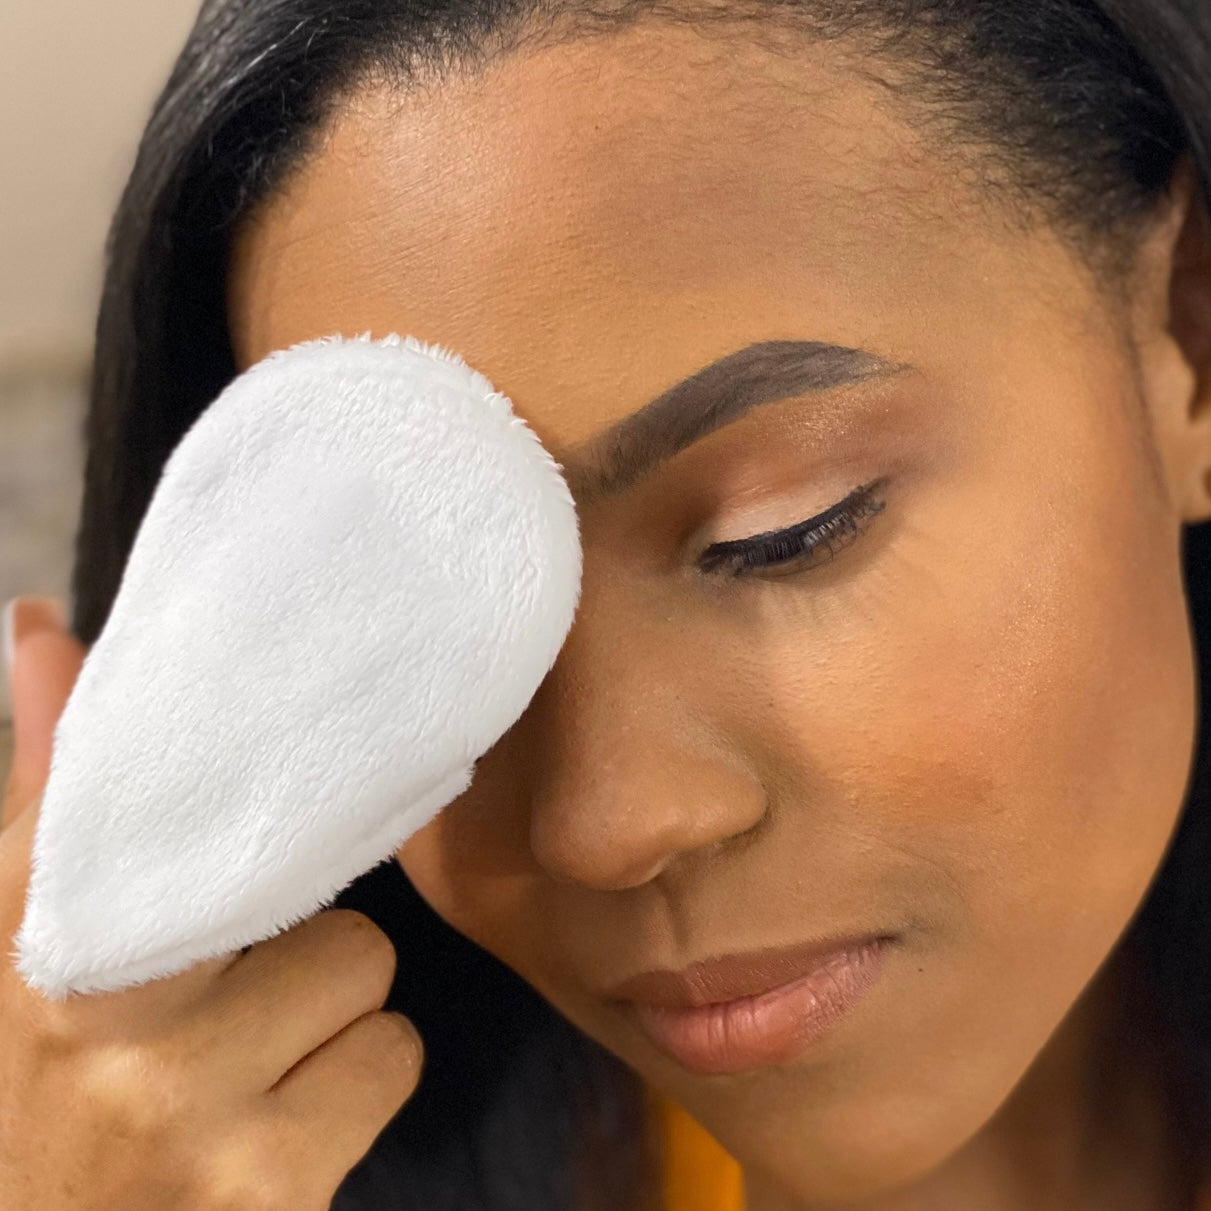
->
[529,779,768,893]
[528,807,676,891]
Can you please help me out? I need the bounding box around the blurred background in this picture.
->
[1,0,202,769]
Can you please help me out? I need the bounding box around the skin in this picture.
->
[225,23,1211,1211]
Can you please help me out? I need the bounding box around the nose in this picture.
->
[521,605,768,891]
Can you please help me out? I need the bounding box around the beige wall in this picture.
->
[1,1,204,728]
[0,0,203,366]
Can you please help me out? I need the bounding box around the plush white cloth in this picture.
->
[13,333,582,1000]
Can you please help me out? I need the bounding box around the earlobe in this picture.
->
[1154,359,1211,526]
[1178,458,1211,528]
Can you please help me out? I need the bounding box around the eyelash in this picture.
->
[697,477,890,579]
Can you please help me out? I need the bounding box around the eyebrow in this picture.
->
[560,340,915,504]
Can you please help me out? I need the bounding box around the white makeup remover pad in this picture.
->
[13,333,582,1000]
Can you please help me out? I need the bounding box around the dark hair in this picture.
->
[72,1,1211,1206]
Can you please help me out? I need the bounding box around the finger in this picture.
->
[267,1008,423,1189]
[0,784,45,942]
[0,599,86,955]
[180,910,400,1092]
[2,598,86,830]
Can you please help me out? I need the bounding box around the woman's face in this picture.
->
[228,25,1211,1203]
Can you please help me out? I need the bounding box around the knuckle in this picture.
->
[324,910,397,995]
[17,994,88,1061]
[203,1126,300,1211]
[325,909,394,957]
[210,1176,295,1211]
[361,1011,424,1068]
[78,1041,187,1139]
[354,1012,425,1100]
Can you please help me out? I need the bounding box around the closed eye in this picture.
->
[698,477,890,579]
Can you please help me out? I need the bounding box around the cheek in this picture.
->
[868,511,1193,946]
[909,467,1192,958]
[693,410,1199,1188]
[395,749,540,959]
[751,402,1195,974]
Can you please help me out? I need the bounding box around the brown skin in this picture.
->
[226,24,1211,1211]
[0,603,427,1211]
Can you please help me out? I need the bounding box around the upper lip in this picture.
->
[604,932,892,1009]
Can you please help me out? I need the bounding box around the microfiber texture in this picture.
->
[12,333,583,1000]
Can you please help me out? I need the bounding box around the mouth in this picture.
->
[607,932,896,1076]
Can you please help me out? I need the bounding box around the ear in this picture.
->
[2,599,87,830]
[1131,153,1211,525]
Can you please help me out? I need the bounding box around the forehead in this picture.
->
[227,23,1058,451]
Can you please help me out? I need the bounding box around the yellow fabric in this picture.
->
[649,1088,745,1211]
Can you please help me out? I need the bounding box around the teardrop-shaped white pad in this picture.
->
[13,333,582,1000]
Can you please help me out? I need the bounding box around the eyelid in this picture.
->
[697,477,890,577]
[705,477,886,550]
[711,494,849,551]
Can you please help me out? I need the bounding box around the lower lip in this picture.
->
[627,937,892,1076]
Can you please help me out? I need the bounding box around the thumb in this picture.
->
[2,597,87,831]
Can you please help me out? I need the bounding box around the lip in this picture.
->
[604,931,894,1007]
[610,934,895,1076]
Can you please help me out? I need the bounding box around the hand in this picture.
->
[0,597,423,1210]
